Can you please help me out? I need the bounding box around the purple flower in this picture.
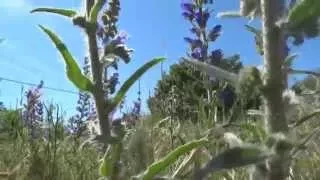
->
[181,2,195,12]
[190,27,201,37]
[195,9,210,27]
[111,31,128,45]
[208,25,221,41]
[211,49,223,60]
[191,47,202,59]
[184,37,203,49]
[182,11,194,20]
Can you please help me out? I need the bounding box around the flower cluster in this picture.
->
[181,0,239,112]
[181,0,222,62]
[22,80,44,138]
[95,0,133,99]
[121,86,141,127]
[67,57,97,136]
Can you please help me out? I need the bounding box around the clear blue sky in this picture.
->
[0,0,319,117]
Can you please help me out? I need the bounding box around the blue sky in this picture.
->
[0,0,319,118]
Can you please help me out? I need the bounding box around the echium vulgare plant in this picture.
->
[68,57,96,137]
[122,81,142,127]
[31,0,164,178]
[23,80,44,139]
[181,0,242,114]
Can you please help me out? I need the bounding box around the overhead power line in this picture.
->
[0,76,79,95]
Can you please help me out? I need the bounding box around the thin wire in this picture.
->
[0,76,79,95]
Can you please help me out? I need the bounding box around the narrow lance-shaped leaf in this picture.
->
[290,109,320,128]
[291,127,320,157]
[89,0,105,23]
[134,138,209,180]
[216,11,242,18]
[284,53,299,68]
[183,57,238,84]
[244,25,263,55]
[38,25,94,92]
[109,57,165,112]
[194,145,273,180]
[31,8,77,17]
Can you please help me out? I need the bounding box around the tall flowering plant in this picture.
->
[181,0,223,64]
[22,81,44,139]
[181,0,240,115]
[31,0,165,178]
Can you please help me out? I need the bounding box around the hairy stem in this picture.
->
[260,0,290,179]
[86,0,111,140]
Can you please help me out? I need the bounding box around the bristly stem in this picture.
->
[85,0,111,140]
[260,0,290,179]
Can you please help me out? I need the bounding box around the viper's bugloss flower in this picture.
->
[181,1,196,20]
[111,31,129,45]
[190,27,201,37]
[191,47,202,59]
[208,25,221,41]
[211,49,223,60]
[184,37,203,49]
[182,11,195,20]
[132,101,141,115]
[218,84,236,110]
[181,2,195,12]
[195,9,210,27]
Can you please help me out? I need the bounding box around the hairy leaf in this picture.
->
[291,109,320,127]
[109,57,165,112]
[284,53,299,68]
[134,138,209,180]
[245,25,263,55]
[39,25,94,92]
[183,58,238,84]
[89,0,105,22]
[291,127,320,157]
[195,145,273,180]
[288,0,320,28]
[216,11,242,18]
[31,8,77,17]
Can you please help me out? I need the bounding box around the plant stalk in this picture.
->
[259,0,290,179]
[86,0,111,140]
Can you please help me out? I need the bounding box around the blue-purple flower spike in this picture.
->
[112,31,128,45]
[195,9,210,28]
[208,25,221,41]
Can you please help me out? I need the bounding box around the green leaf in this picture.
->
[99,146,112,177]
[31,8,77,17]
[183,58,238,84]
[38,25,94,92]
[89,0,105,22]
[109,57,165,112]
[216,11,242,18]
[244,25,263,55]
[291,109,320,128]
[245,25,261,35]
[284,53,299,68]
[134,138,209,180]
[195,145,273,180]
[288,0,320,28]
[291,127,320,157]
